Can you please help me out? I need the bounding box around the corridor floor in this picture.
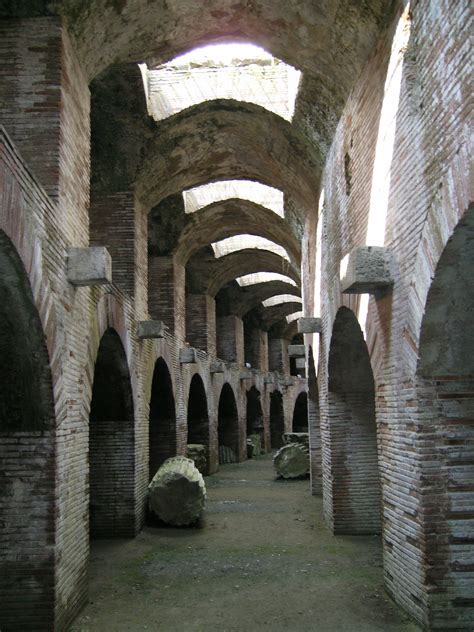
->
[71,454,420,632]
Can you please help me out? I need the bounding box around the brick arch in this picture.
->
[149,357,177,480]
[323,306,381,535]
[65,0,388,84]
[205,248,300,297]
[174,198,301,266]
[136,100,319,215]
[292,392,308,432]
[187,372,211,475]
[246,385,264,447]
[229,280,301,319]
[405,166,472,377]
[415,205,474,627]
[87,293,137,411]
[217,383,240,464]
[0,230,56,632]
[270,390,285,449]
[89,327,136,538]
[259,301,303,329]
[0,138,61,415]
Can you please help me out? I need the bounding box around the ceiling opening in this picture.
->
[211,235,290,260]
[141,42,301,122]
[237,272,298,287]
[183,180,284,216]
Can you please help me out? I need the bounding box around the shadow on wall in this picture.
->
[149,358,177,480]
[217,383,240,464]
[187,373,210,474]
[89,328,135,539]
[292,392,308,432]
[416,204,474,626]
[270,390,285,449]
[246,386,264,448]
[327,307,381,535]
[0,230,56,632]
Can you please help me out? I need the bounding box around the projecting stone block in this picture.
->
[179,347,197,364]
[340,246,394,294]
[264,374,274,385]
[137,320,167,339]
[240,370,253,381]
[67,247,112,286]
[295,357,306,370]
[297,317,322,334]
[284,377,294,386]
[210,361,225,374]
[288,344,306,358]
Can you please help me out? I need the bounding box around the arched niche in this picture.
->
[416,205,474,624]
[246,386,264,448]
[217,383,240,464]
[0,231,56,631]
[89,328,135,538]
[292,392,308,432]
[149,358,177,481]
[270,390,285,449]
[187,374,210,475]
[326,307,381,535]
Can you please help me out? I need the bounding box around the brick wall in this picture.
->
[149,256,185,342]
[185,293,216,355]
[217,314,244,365]
[268,336,290,373]
[90,191,136,296]
[310,0,472,625]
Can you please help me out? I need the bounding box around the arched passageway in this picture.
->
[217,383,240,464]
[292,392,308,432]
[89,328,135,538]
[149,358,176,480]
[270,390,285,449]
[187,374,210,474]
[326,307,381,535]
[246,386,264,448]
[0,232,56,631]
[416,206,474,625]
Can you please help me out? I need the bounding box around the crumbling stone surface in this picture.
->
[246,433,263,458]
[340,246,394,294]
[186,444,207,475]
[148,456,206,526]
[283,432,309,451]
[273,443,309,479]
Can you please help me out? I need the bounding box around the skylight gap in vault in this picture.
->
[140,42,301,122]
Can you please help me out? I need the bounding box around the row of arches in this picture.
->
[87,328,309,539]
[1,203,472,629]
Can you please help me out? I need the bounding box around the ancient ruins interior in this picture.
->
[0,0,472,630]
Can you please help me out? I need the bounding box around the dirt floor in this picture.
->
[70,454,420,632]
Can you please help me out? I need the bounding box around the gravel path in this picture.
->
[71,454,420,632]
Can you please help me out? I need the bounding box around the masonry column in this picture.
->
[216,314,244,365]
[244,313,269,371]
[148,255,185,343]
[268,335,290,374]
[0,16,93,632]
[0,17,90,244]
[90,192,148,314]
[185,293,216,355]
